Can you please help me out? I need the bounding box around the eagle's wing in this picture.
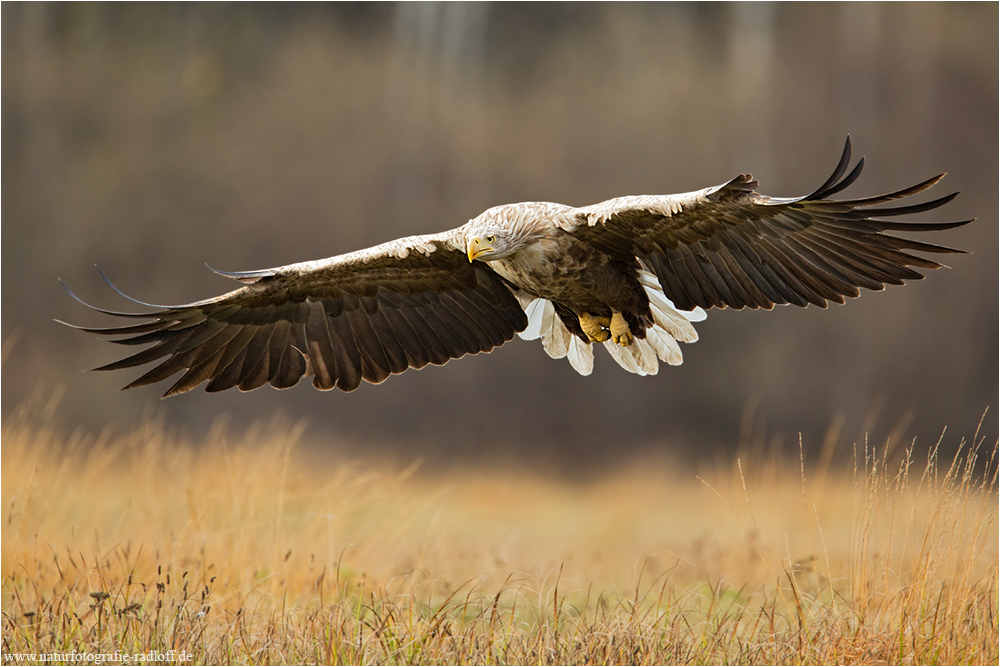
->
[564,137,972,311]
[60,230,527,396]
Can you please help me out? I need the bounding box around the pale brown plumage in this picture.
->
[61,137,972,396]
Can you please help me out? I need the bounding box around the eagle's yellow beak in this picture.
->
[467,236,493,262]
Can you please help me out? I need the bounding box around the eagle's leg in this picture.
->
[610,311,633,347]
[578,313,611,343]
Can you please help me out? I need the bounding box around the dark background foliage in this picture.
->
[3,3,996,471]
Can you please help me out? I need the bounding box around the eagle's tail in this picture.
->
[518,297,595,375]
[517,270,704,377]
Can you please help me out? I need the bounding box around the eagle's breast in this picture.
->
[489,228,646,321]
[486,232,569,295]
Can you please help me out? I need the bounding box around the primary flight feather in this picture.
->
[62,138,972,396]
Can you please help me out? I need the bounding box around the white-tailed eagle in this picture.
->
[61,138,971,396]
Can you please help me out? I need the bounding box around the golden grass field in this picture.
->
[2,393,997,665]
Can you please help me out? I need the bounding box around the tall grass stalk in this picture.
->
[2,400,996,664]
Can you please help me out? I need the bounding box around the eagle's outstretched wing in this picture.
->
[60,231,527,396]
[565,137,972,311]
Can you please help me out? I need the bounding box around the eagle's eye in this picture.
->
[486,235,496,244]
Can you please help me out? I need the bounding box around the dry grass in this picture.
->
[2,395,996,665]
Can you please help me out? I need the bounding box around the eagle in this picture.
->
[62,138,971,397]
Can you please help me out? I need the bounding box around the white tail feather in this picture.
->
[542,309,572,358]
[602,270,705,374]
[519,298,547,340]
[566,335,594,375]
[648,298,700,343]
[604,338,645,374]
[639,270,704,342]
[517,270,705,376]
[638,270,706,321]
[644,324,683,365]
[518,297,575,361]
[603,337,659,376]
[630,337,659,374]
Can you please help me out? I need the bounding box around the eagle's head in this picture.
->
[466,203,558,263]
[465,206,523,262]
[466,228,512,262]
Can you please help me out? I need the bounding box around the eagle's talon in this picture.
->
[579,312,612,343]
[610,312,632,346]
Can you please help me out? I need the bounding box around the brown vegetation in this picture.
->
[3,395,996,664]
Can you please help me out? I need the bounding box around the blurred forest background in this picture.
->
[2,3,996,471]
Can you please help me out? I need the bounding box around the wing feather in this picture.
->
[266,319,293,382]
[396,307,454,366]
[442,292,504,347]
[238,327,275,391]
[345,306,393,384]
[710,242,773,308]
[715,228,793,306]
[206,343,249,393]
[365,308,410,375]
[567,136,971,311]
[325,309,364,391]
[379,307,431,369]
[415,298,478,356]
[305,301,339,390]
[438,292,498,351]
[237,326,274,390]
[65,230,527,395]
[276,323,309,389]
[125,347,205,390]
[758,236,838,306]
[163,345,229,398]
[206,327,258,392]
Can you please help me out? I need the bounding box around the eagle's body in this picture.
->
[480,203,651,331]
[62,138,972,395]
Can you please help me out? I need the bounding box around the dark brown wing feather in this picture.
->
[60,232,527,396]
[569,137,972,311]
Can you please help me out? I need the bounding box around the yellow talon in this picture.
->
[579,313,611,343]
[610,311,632,346]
